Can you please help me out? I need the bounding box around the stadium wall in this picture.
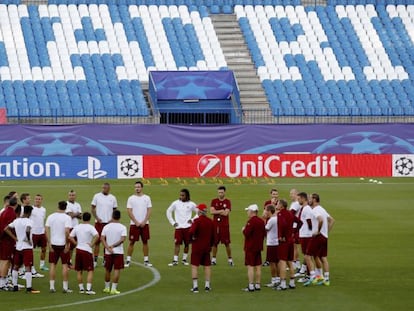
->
[0,123,412,179]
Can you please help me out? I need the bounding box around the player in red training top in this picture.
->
[242,204,266,292]
[275,199,296,291]
[263,188,279,209]
[189,204,215,293]
[210,186,233,266]
[0,196,18,290]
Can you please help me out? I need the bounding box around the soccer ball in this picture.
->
[394,157,414,176]
[1,133,113,156]
[313,132,414,154]
[120,158,140,177]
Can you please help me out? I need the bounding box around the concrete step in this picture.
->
[210,14,236,21]
[241,103,271,109]
[221,47,250,59]
[235,77,261,84]
[239,91,266,100]
[232,71,259,78]
[225,57,252,64]
[221,42,247,48]
[216,32,246,44]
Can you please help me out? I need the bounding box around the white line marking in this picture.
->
[16,261,161,311]
[0,181,413,189]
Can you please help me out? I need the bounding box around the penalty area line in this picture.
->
[16,261,161,311]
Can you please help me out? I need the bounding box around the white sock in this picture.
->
[300,264,307,273]
[316,268,322,276]
[31,266,37,274]
[173,255,178,262]
[271,277,277,284]
[248,283,254,290]
[50,280,55,290]
[192,279,198,288]
[126,256,131,262]
[144,256,149,262]
[40,260,45,268]
[289,278,295,287]
[228,257,233,263]
[182,253,188,261]
[63,281,69,290]
[310,270,316,278]
[275,277,280,283]
[111,283,118,291]
[212,257,216,262]
[12,271,18,286]
[26,272,32,288]
[105,281,110,289]
[79,283,84,291]
[205,280,210,288]
[281,279,286,288]
[87,283,92,291]
[324,272,330,281]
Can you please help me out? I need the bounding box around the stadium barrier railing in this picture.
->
[6,107,414,124]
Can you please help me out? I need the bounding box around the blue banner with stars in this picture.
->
[150,71,235,100]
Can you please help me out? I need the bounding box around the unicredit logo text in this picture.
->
[197,155,339,178]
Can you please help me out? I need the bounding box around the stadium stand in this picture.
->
[0,2,413,123]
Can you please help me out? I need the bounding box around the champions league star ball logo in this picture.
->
[1,133,113,156]
[313,132,414,154]
[394,157,414,176]
[120,158,140,177]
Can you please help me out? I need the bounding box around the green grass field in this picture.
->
[0,177,413,311]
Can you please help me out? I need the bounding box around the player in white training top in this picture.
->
[125,181,152,268]
[166,189,198,267]
[30,194,48,277]
[101,210,127,295]
[289,188,301,270]
[91,183,118,267]
[296,192,314,281]
[304,193,335,287]
[264,204,280,288]
[4,205,40,293]
[69,212,99,295]
[66,190,82,267]
[45,201,72,293]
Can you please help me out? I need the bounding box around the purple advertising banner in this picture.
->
[0,124,413,156]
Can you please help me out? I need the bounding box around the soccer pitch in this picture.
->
[0,177,413,311]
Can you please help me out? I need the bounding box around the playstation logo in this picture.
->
[77,156,107,179]
[197,154,222,177]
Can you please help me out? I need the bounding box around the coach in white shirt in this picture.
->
[125,181,152,268]
[45,201,72,293]
[166,189,198,267]
[91,183,118,267]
